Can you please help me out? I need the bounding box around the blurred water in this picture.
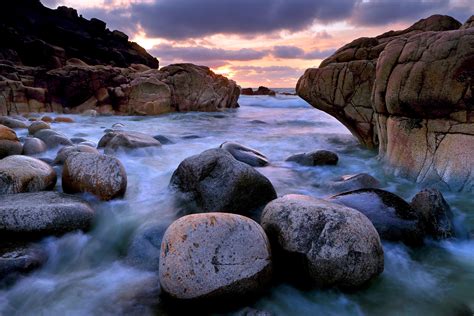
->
[1,95,473,315]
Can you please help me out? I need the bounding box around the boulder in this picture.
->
[286,150,338,166]
[410,188,455,239]
[241,88,254,95]
[0,192,94,237]
[34,129,73,148]
[53,116,74,123]
[0,242,48,280]
[170,149,277,214]
[153,135,175,145]
[62,152,127,200]
[254,86,276,96]
[220,141,269,167]
[159,213,272,300]
[261,195,383,289]
[0,155,57,194]
[328,173,381,193]
[22,137,47,155]
[98,131,162,154]
[329,189,424,245]
[0,117,28,129]
[0,124,22,158]
[54,144,99,164]
[28,121,50,135]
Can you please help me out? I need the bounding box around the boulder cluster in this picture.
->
[297,14,474,192]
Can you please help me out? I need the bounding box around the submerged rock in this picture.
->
[0,192,94,237]
[328,173,381,193]
[286,150,338,166]
[410,188,455,239]
[159,213,272,300]
[220,141,269,167]
[0,242,48,280]
[62,152,127,200]
[0,155,57,194]
[170,149,277,214]
[329,189,424,245]
[261,195,383,289]
[0,124,22,158]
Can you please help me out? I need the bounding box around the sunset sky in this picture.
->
[42,0,473,88]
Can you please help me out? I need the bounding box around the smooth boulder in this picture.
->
[28,121,50,135]
[286,150,338,166]
[159,213,272,300]
[0,155,57,194]
[54,144,99,164]
[98,131,161,154]
[329,189,424,245]
[0,117,27,129]
[328,173,381,193]
[0,124,22,158]
[62,152,127,200]
[261,195,384,289]
[34,129,73,148]
[170,149,277,214]
[0,192,94,237]
[22,137,48,155]
[220,142,269,167]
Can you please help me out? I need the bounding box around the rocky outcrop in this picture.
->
[297,15,474,191]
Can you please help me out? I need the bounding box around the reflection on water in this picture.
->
[1,95,473,315]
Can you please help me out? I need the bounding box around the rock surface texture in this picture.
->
[297,15,474,192]
[159,213,272,300]
[261,195,384,289]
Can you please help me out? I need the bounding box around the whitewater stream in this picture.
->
[0,94,473,315]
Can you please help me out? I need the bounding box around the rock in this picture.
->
[0,191,94,237]
[28,121,50,135]
[53,117,74,123]
[54,144,99,164]
[261,195,383,289]
[328,173,381,193]
[0,155,57,194]
[98,131,162,154]
[410,188,455,239]
[170,149,277,214]
[22,137,47,155]
[34,129,73,148]
[159,213,272,300]
[0,116,27,129]
[241,88,254,95]
[220,141,269,167]
[62,152,127,200]
[0,124,22,158]
[255,86,276,96]
[153,135,175,145]
[126,222,169,271]
[286,150,338,166]
[41,116,53,123]
[0,242,48,280]
[329,189,424,245]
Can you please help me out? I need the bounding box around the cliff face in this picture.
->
[297,15,474,192]
[0,0,158,69]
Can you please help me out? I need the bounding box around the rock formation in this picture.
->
[297,15,474,191]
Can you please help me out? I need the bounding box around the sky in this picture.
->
[42,0,473,88]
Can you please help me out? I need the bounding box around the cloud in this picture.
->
[271,45,335,59]
[230,65,306,87]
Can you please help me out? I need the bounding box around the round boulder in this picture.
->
[159,213,272,300]
[286,150,338,166]
[329,189,424,245]
[22,137,48,155]
[0,124,22,158]
[54,144,99,164]
[0,155,57,194]
[28,121,50,135]
[220,141,269,167]
[0,192,95,237]
[98,131,162,154]
[62,152,127,200]
[328,173,381,193]
[261,194,384,289]
[0,116,27,129]
[170,148,277,214]
[34,129,73,149]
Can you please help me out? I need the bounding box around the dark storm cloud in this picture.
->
[150,44,269,61]
[131,0,357,39]
[272,46,336,59]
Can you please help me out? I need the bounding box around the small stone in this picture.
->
[286,150,338,166]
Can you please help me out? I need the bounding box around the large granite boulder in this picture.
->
[170,149,277,214]
[0,192,94,237]
[297,15,474,191]
[261,195,383,289]
[159,213,272,301]
[0,155,57,194]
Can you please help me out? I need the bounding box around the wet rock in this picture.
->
[53,117,74,123]
[0,117,28,129]
[159,213,272,300]
[34,129,73,148]
[41,116,53,123]
[261,195,384,289]
[241,88,254,95]
[181,135,201,140]
[410,188,455,239]
[0,242,48,280]
[329,189,424,245]
[328,173,381,193]
[220,141,269,167]
[62,152,127,201]
[0,125,22,158]
[70,137,88,144]
[153,135,175,145]
[54,144,99,164]
[254,86,276,96]
[286,150,338,166]
[0,155,57,194]
[170,149,277,214]
[22,137,47,155]
[98,131,161,154]
[0,192,94,237]
[27,121,50,135]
